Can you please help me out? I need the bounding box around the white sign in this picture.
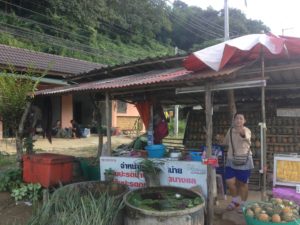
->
[277,108,300,117]
[100,156,208,197]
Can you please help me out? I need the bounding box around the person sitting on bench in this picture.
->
[71,119,82,138]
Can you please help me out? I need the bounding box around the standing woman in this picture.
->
[224,112,254,213]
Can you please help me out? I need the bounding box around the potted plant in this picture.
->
[104,168,115,183]
[137,159,164,187]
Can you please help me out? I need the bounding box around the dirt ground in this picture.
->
[0,135,133,157]
[0,135,261,225]
[0,192,32,225]
[0,135,133,225]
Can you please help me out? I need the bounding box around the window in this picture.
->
[117,100,127,113]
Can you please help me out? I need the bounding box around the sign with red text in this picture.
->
[100,157,208,197]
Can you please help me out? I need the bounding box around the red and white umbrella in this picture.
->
[183,33,300,72]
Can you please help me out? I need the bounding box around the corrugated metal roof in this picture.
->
[70,55,187,82]
[35,66,243,96]
[0,44,104,77]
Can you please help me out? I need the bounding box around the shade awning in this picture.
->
[184,33,300,72]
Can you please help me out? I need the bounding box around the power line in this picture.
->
[0,11,91,43]
[163,3,224,38]
[0,22,135,62]
[0,22,135,61]
[0,0,135,39]
[167,0,240,36]
[165,7,223,39]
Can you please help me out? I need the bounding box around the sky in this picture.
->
[179,0,300,37]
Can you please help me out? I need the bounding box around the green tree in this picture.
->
[0,70,41,164]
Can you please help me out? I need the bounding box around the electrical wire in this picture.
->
[164,7,223,39]
[167,0,240,36]
[0,22,135,62]
[0,0,135,39]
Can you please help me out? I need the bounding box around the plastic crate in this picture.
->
[145,144,165,158]
[243,207,300,225]
[79,158,100,181]
[23,153,74,188]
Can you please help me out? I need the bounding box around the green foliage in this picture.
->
[137,159,163,175]
[28,186,124,225]
[104,168,115,176]
[0,0,269,65]
[168,119,186,137]
[0,168,22,192]
[0,70,40,134]
[23,137,36,153]
[0,152,15,168]
[104,168,115,182]
[11,183,42,202]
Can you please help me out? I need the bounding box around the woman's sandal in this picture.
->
[237,204,244,213]
[226,201,240,211]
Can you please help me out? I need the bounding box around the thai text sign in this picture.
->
[100,157,208,196]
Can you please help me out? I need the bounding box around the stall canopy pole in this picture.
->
[205,85,214,225]
[260,51,267,200]
[105,92,112,155]
[174,105,179,136]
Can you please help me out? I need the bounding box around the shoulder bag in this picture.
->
[230,128,249,166]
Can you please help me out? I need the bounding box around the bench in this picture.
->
[162,137,185,151]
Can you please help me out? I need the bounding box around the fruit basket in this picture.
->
[243,198,300,225]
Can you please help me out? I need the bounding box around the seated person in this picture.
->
[71,119,82,138]
[52,120,68,138]
[52,120,61,136]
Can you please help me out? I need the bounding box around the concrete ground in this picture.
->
[214,191,262,225]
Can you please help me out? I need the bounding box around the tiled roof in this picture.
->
[35,66,243,96]
[0,44,104,77]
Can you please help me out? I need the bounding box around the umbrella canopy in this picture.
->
[184,33,300,72]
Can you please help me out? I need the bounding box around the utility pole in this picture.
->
[174,46,179,136]
[224,0,229,41]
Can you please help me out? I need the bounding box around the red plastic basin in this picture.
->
[23,153,74,188]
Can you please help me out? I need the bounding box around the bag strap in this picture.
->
[230,127,250,157]
[230,128,236,156]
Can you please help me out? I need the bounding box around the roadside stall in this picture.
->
[34,33,300,225]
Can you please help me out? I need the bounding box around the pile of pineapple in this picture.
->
[245,198,300,223]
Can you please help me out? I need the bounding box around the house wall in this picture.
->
[61,95,73,128]
[114,102,144,130]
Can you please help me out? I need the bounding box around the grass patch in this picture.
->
[0,152,16,169]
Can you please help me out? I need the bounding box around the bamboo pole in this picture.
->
[261,52,267,200]
[105,92,112,155]
[205,86,214,225]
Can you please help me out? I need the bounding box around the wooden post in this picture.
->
[205,85,214,225]
[105,92,112,155]
[174,105,179,136]
[261,52,267,200]
[227,90,236,124]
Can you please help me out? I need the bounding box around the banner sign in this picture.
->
[100,157,208,196]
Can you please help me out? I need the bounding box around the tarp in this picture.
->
[135,101,151,130]
[184,33,300,72]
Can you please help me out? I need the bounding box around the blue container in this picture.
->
[190,151,202,161]
[145,145,165,158]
